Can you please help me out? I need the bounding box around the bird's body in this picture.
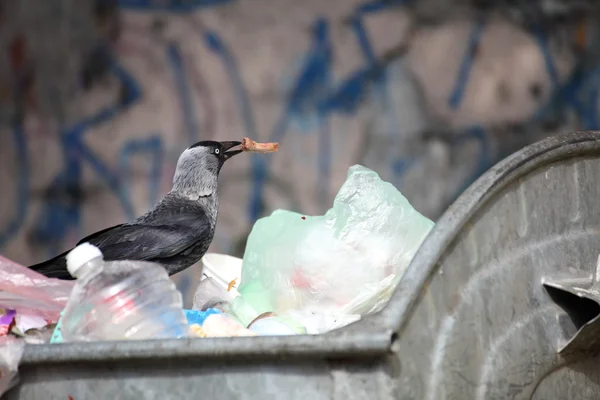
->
[29,140,242,280]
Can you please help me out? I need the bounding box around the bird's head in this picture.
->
[172,140,242,200]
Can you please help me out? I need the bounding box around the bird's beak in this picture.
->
[221,140,242,161]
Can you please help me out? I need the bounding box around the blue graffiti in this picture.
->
[449,16,487,110]
[283,19,333,210]
[203,32,258,139]
[167,44,200,143]
[198,2,411,220]
[202,30,267,219]
[532,22,559,87]
[525,24,600,132]
[581,67,600,129]
[320,7,391,117]
[201,30,276,217]
[257,18,333,215]
[29,60,151,256]
[392,158,416,188]
[551,63,600,131]
[279,2,410,210]
[437,19,600,206]
[122,1,600,227]
[354,0,414,14]
[206,15,393,220]
[350,4,413,186]
[114,0,236,12]
[98,1,600,232]
[439,15,493,203]
[119,135,164,209]
[204,19,335,218]
[284,19,333,124]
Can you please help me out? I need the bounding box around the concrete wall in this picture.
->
[0,0,585,304]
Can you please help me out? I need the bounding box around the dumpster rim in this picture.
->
[378,130,600,335]
[21,328,393,364]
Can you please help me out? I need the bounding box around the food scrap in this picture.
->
[241,137,279,153]
[190,324,207,338]
[301,216,306,220]
[227,278,237,292]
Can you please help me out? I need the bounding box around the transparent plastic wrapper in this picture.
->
[0,336,25,396]
[247,314,297,336]
[232,165,434,332]
[192,277,234,312]
[0,255,74,323]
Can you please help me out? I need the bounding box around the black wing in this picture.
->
[30,207,212,279]
[28,248,74,279]
[81,222,204,261]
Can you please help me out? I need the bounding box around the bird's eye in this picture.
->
[215,148,220,154]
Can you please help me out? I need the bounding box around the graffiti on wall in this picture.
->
[1,0,409,253]
[1,0,600,303]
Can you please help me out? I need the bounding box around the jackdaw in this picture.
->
[29,140,243,280]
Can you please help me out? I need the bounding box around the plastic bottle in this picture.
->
[60,243,189,342]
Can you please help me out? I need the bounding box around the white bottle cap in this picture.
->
[66,243,103,278]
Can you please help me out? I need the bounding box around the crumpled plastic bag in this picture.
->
[0,336,25,396]
[0,255,74,323]
[232,165,434,332]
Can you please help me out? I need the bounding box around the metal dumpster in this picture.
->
[6,131,600,399]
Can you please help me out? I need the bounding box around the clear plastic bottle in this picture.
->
[60,243,189,342]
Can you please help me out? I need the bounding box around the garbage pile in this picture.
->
[0,255,74,394]
[0,164,433,394]
[0,254,73,343]
[223,164,434,334]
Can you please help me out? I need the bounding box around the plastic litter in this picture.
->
[0,336,25,397]
[4,163,433,343]
[58,243,189,342]
[192,254,243,312]
[184,308,222,326]
[200,253,242,295]
[0,255,74,323]
[247,314,297,336]
[192,255,303,335]
[201,313,256,337]
[0,255,72,344]
[0,310,15,336]
[231,165,434,332]
[14,314,47,333]
[52,308,223,343]
[192,277,235,312]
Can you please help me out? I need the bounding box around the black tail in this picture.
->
[28,249,74,280]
